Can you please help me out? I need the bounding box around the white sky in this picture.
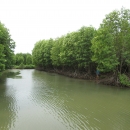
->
[0,0,130,54]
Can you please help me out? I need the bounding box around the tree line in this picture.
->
[0,22,15,75]
[32,26,95,72]
[32,8,130,87]
[13,53,34,69]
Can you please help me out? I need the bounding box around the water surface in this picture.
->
[0,69,130,130]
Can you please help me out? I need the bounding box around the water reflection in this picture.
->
[0,78,16,130]
[6,70,22,79]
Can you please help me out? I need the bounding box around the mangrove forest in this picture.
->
[32,8,130,87]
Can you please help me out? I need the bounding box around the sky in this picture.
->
[0,0,130,54]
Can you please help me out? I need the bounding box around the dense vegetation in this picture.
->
[0,22,15,75]
[32,8,130,87]
[91,8,130,87]
[13,53,34,69]
[32,27,96,72]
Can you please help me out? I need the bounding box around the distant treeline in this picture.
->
[13,53,34,69]
[32,8,130,87]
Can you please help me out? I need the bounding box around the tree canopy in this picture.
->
[0,22,15,75]
[32,26,96,72]
[91,8,130,74]
[13,53,34,69]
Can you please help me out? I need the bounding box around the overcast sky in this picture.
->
[0,0,130,54]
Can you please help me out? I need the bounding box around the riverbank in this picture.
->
[35,68,130,87]
[13,64,35,69]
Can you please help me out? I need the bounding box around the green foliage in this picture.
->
[32,41,43,67]
[75,26,96,70]
[119,73,130,87]
[15,53,24,65]
[59,32,77,68]
[91,28,119,72]
[0,44,5,72]
[14,64,35,69]
[13,53,34,69]
[32,26,95,71]
[0,22,15,71]
[32,39,53,68]
[24,64,35,69]
[26,53,33,65]
[15,53,33,66]
[19,63,24,69]
[43,39,53,67]
[51,37,64,67]
[91,7,130,73]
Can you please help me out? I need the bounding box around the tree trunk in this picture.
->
[114,66,119,86]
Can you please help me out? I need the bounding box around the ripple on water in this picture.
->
[30,81,91,130]
[1,70,130,130]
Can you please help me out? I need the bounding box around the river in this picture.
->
[0,69,130,130]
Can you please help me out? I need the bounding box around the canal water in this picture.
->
[0,69,130,130]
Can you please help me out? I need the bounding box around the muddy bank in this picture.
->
[35,67,124,87]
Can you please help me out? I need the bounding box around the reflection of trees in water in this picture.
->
[0,70,22,82]
[6,70,22,79]
[0,78,16,130]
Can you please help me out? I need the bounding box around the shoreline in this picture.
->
[35,68,120,87]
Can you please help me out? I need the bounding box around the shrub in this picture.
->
[119,73,130,87]
[19,63,24,69]
[24,64,35,69]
